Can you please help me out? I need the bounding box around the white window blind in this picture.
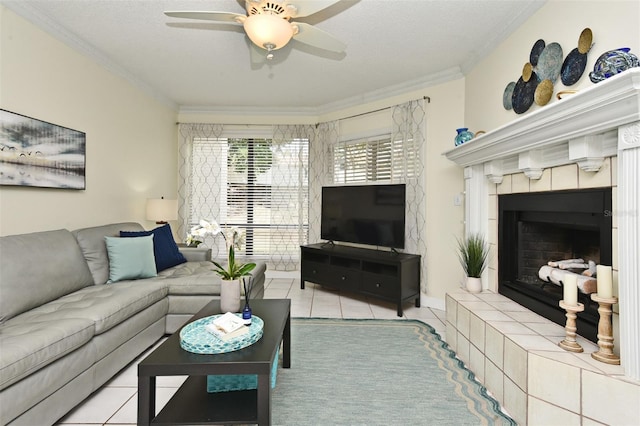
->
[189,137,308,265]
[332,134,417,184]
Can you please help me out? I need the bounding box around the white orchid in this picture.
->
[225,227,245,251]
[186,219,222,246]
[212,226,255,280]
[198,219,222,236]
[185,219,255,279]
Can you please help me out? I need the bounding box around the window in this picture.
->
[188,136,308,267]
[332,134,418,184]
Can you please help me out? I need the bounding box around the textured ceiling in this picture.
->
[3,0,546,113]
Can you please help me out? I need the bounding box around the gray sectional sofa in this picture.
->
[0,222,266,426]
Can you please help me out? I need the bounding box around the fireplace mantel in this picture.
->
[444,68,640,169]
[444,68,640,380]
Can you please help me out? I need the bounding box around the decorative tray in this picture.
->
[179,314,264,354]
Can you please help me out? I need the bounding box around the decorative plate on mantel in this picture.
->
[536,42,563,83]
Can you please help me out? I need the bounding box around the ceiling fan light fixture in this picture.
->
[243,13,294,51]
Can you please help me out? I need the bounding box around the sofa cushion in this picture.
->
[73,222,145,285]
[0,229,95,324]
[120,223,186,272]
[0,317,95,390]
[105,235,157,282]
[13,280,168,335]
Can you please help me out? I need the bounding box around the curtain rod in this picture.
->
[317,95,431,126]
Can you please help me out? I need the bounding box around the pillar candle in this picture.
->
[563,273,578,307]
[597,265,613,298]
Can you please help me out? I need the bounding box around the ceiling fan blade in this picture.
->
[293,22,345,53]
[164,11,245,23]
[285,0,341,18]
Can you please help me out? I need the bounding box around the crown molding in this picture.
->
[315,67,464,116]
[2,0,178,111]
[178,104,319,117]
[459,0,546,74]
[179,67,463,118]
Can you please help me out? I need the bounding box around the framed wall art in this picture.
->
[0,109,86,189]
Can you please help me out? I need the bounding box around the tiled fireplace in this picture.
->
[444,69,639,424]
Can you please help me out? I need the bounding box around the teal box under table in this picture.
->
[207,355,278,393]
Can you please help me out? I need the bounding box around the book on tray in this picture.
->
[205,312,249,341]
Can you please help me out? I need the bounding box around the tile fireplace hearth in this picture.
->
[445,69,640,424]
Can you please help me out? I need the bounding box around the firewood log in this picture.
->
[538,266,597,294]
[582,260,597,277]
[548,258,584,268]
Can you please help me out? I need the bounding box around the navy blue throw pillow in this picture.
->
[120,223,187,272]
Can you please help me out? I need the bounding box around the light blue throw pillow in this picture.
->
[104,235,157,282]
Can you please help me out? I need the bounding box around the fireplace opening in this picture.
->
[498,188,612,343]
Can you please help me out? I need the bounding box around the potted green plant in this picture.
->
[456,233,489,293]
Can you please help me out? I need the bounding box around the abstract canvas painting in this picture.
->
[0,109,86,189]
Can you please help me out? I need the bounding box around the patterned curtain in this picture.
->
[391,99,428,292]
[309,120,339,243]
[177,123,225,253]
[270,124,314,270]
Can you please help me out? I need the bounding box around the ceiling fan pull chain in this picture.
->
[264,43,276,60]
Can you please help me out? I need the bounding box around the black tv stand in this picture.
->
[300,243,421,316]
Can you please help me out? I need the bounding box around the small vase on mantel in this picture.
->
[454,128,474,146]
[220,279,241,313]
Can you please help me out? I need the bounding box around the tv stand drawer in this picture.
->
[301,261,330,282]
[327,267,360,291]
[361,273,397,298]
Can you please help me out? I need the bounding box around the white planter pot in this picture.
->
[466,276,482,293]
[220,279,241,313]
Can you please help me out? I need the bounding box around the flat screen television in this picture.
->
[321,184,406,249]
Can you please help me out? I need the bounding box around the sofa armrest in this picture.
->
[178,247,212,262]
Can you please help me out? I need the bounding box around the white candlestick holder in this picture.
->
[558,300,585,353]
[590,294,620,365]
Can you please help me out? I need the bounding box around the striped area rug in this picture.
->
[271,318,516,425]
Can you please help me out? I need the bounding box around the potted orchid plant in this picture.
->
[188,220,256,312]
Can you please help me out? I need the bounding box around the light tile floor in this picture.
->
[55,276,446,425]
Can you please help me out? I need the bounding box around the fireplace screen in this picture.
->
[498,188,612,342]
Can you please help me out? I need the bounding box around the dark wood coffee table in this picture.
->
[137,298,291,425]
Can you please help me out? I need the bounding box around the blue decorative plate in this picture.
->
[529,39,546,66]
[561,48,588,86]
[536,42,563,83]
[180,314,264,354]
[503,81,516,110]
[512,73,539,114]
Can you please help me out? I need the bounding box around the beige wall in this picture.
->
[0,7,178,235]
[465,0,640,134]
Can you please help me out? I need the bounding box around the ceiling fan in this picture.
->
[164,0,347,60]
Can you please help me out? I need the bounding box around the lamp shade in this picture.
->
[146,198,178,223]
[243,14,294,50]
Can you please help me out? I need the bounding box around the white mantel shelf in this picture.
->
[444,68,640,168]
